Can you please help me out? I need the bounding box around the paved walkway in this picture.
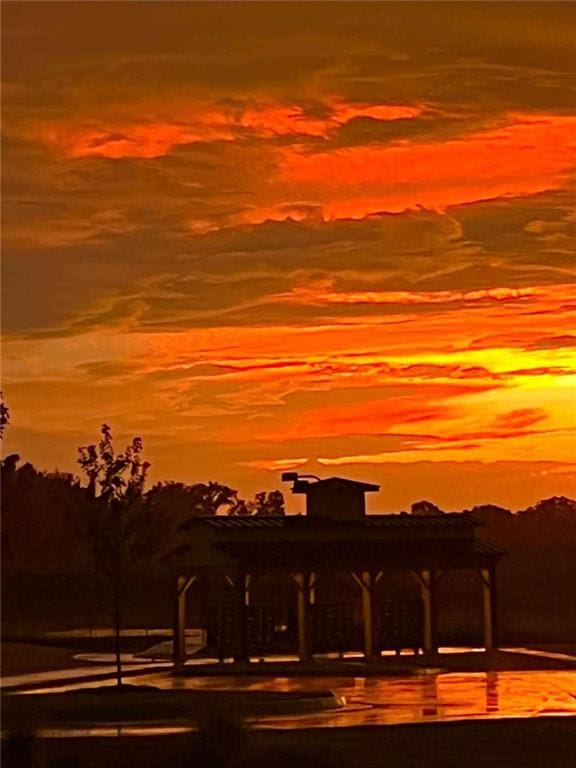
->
[3,646,575,693]
[1,661,172,691]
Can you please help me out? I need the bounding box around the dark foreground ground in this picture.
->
[3,642,575,768]
[4,716,575,768]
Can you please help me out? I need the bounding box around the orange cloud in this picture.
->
[492,408,548,431]
[43,122,233,160]
[272,284,543,307]
[206,359,504,387]
[240,457,309,471]
[238,101,421,138]
[229,387,497,444]
[40,99,423,159]
[278,115,576,217]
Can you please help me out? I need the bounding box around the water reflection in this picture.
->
[421,674,438,717]
[16,669,576,734]
[486,671,499,713]
[259,671,576,728]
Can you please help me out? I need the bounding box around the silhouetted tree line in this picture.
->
[1,426,285,575]
[2,421,576,641]
[408,496,576,642]
[1,441,574,575]
[1,425,288,673]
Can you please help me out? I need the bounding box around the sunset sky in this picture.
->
[2,2,575,512]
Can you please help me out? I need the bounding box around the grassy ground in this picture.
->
[1,642,83,676]
[1,637,164,677]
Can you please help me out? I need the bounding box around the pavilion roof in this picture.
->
[170,513,504,573]
[302,476,380,491]
[197,512,481,530]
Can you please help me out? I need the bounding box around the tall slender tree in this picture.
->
[78,424,160,687]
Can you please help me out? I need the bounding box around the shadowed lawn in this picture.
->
[1,642,83,677]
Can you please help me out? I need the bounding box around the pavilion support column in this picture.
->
[172,575,196,665]
[419,570,437,656]
[363,572,379,660]
[292,572,312,662]
[244,573,253,607]
[235,569,250,663]
[309,573,317,605]
[480,567,497,652]
[354,571,379,661]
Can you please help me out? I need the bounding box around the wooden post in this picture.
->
[309,572,317,605]
[420,570,437,655]
[355,571,378,660]
[244,573,252,607]
[481,567,497,652]
[172,575,196,665]
[293,572,311,661]
[235,569,250,663]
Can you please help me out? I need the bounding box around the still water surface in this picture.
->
[29,670,576,735]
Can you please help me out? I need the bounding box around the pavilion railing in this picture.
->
[205,598,424,658]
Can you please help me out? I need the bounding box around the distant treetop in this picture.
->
[411,500,444,516]
[0,392,9,439]
[520,496,576,515]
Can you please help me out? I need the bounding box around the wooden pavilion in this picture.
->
[169,476,505,664]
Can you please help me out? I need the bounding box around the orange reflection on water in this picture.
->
[17,670,576,733]
[31,670,575,731]
[250,671,576,728]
